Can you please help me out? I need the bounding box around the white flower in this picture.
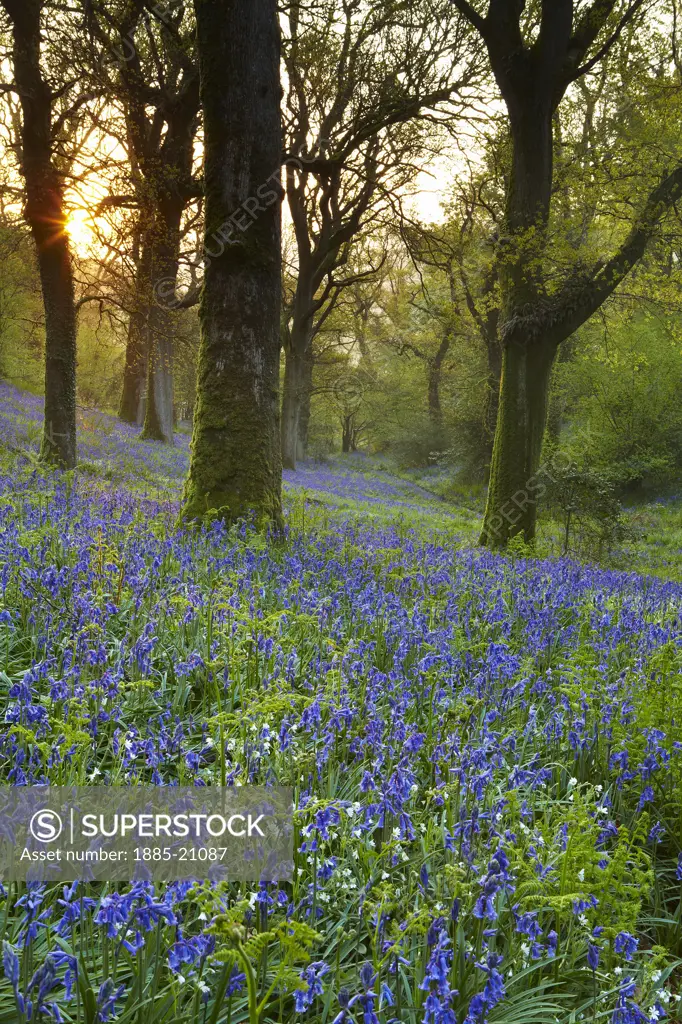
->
[569,777,578,787]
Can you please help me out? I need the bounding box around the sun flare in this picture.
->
[66,207,94,250]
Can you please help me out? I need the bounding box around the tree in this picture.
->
[280,0,480,468]
[451,0,682,547]
[182,0,282,523]
[84,0,201,443]
[399,212,502,444]
[0,0,82,467]
[386,247,459,430]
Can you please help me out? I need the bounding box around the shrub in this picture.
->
[541,455,632,558]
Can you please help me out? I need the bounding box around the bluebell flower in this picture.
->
[96,979,126,1022]
[614,932,638,960]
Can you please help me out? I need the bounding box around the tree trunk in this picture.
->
[480,93,555,546]
[280,348,303,468]
[140,202,183,445]
[118,307,147,425]
[427,332,451,427]
[282,280,314,469]
[546,335,577,442]
[479,338,557,547]
[483,338,502,459]
[112,6,199,443]
[5,0,77,468]
[427,362,442,426]
[119,228,152,425]
[183,0,282,524]
[37,230,77,467]
[342,414,353,453]
[297,350,314,460]
[141,313,174,443]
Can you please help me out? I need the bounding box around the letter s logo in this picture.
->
[29,809,63,843]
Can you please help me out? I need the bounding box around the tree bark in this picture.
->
[118,225,151,425]
[140,200,185,444]
[281,347,308,469]
[281,259,315,469]
[342,413,355,453]
[483,337,502,460]
[297,350,314,459]
[3,0,77,468]
[478,11,568,546]
[427,332,451,427]
[183,0,282,524]
[38,235,77,468]
[479,338,557,547]
[480,113,557,545]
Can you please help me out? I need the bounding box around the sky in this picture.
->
[65,151,455,256]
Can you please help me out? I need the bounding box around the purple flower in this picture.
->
[614,932,638,960]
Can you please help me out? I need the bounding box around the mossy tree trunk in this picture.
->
[183,0,282,524]
[450,2,682,548]
[119,222,152,425]
[140,199,185,445]
[37,224,77,468]
[281,338,312,469]
[478,91,561,544]
[479,338,557,546]
[281,269,314,469]
[296,350,314,460]
[3,0,77,468]
[483,336,502,462]
[427,332,452,428]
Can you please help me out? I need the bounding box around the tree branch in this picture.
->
[449,0,488,36]
[508,161,682,347]
[566,0,647,83]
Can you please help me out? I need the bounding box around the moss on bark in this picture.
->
[480,339,557,548]
[183,0,282,525]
